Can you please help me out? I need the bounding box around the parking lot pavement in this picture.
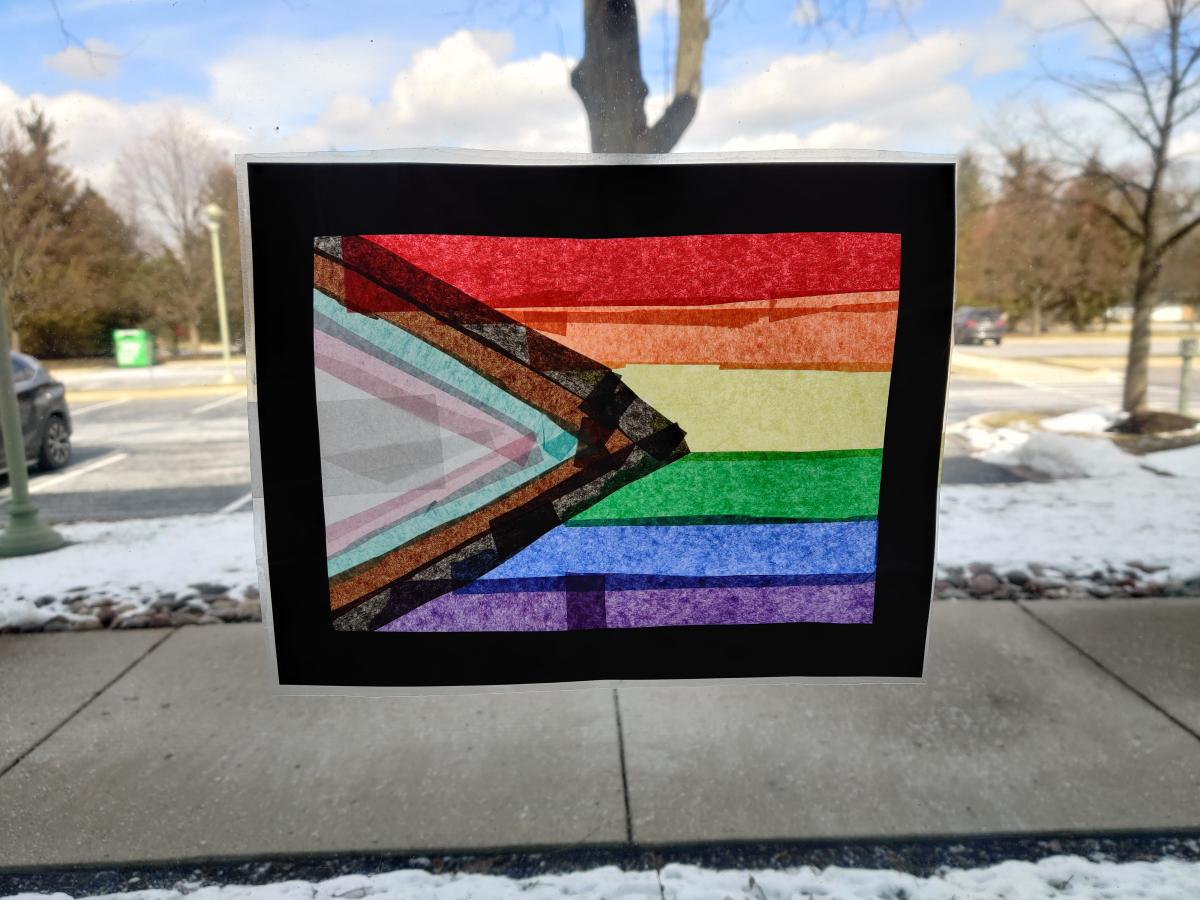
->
[980,334,1188,359]
[949,346,1196,419]
[0,393,251,522]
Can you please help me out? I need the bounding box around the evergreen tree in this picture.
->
[0,106,147,356]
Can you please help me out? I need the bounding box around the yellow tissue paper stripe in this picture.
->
[615,364,892,452]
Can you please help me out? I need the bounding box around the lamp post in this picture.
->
[1182,337,1196,416]
[203,202,235,384]
[0,283,65,556]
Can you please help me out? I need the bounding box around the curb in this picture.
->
[4,831,1198,894]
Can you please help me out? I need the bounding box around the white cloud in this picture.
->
[290,30,585,152]
[677,32,977,153]
[719,121,891,152]
[0,29,587,200]
[43,38,121,80]
[206,33,404,130]
[972,27,1029,76]
[1171,129,1200,159]
[0,85,247,197]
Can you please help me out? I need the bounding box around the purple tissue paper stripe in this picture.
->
[380,590,567,632]
[378,579,875,632]
[605,580,874,627]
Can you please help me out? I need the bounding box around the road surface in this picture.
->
[947,344,1197,421]
[971,333,1193,359]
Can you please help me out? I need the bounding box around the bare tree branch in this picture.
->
[1039,0,1200,411]
[1044,69,1161,151]
[794,0,916,43]
[46,0,137,77]
[1080,0,1163,134]
[1154,208,1200,259]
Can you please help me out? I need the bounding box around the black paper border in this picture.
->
[243,158,955,686]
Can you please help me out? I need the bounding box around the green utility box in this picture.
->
[112,329,155,368]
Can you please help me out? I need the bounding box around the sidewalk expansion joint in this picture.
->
[611,687,634,844]
[1017,602,1200,744]
[0,628,178,783]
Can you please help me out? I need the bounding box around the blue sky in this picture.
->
[0,0,1147,197]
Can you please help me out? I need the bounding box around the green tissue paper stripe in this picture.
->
[565,449,882,526]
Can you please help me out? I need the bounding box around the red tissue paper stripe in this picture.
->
[363,232,901,309]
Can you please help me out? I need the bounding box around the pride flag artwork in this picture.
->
[313,231,898,633]
[239,151,955,687]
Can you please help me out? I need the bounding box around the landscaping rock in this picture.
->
[189,582,230,596]
[1004,569,1031,586]
[967,572,1000,596]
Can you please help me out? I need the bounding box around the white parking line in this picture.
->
[71,397,132,416]
[191,392,245,415]
[31,451,130,494]
[219,491,254,514]
[0,451,130,501]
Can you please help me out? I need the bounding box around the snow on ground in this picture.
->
[6,857,1200,900]
[0,513,256,630]
[1015,431,1139,478]
[939,468,1200,575]
[957,419,1141,477]
[941,430,1200,575]
[1146,442,1200,477]
[1040,406,1125,434]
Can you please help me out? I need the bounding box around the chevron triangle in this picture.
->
[313,239,689,628]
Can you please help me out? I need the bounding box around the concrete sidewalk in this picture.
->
[0,600,1197,869]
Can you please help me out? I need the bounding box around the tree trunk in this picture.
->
[187,321,201,355]
[1122,261,1157,411]
[571,0,708,153]
[1030,292,1043,336]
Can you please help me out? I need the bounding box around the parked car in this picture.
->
[954,307,1006,345]
[0,352,72,475]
